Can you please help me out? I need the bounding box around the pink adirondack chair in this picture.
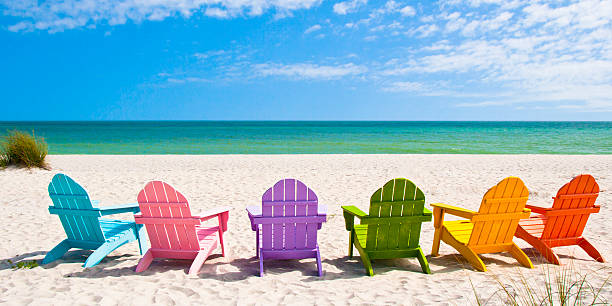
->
[134,181,229,275]
[247,179,327,276]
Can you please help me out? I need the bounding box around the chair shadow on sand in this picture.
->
[0,249,134,273]
[431,247,601,275]
[6,246,600,279]
[301,256,438,281]
[0,251,47,271]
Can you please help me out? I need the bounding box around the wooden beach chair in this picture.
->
[431,177,533,272]
[43,173,147,268]
[246,179,327,276]
[342,178,433,276]
[515,174,604,264]
[134,181,229,275]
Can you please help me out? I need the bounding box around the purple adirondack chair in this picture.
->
[246,179,327,276]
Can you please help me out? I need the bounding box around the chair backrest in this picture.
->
[468,177,529,246]
[260,179,322,251]
[137,181,200,251]
[48,173,105,242]
[541,174,600,240]
[364,178,427,251]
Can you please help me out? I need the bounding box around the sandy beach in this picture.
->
[1,154,610,305]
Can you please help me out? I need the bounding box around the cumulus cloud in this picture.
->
[399,6,416,17]
[379,0,612,111]
[333,0,367,15]
[1,0,323,33]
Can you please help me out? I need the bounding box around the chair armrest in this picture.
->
[246,206,260,231]
[423,207,432,216]
[195,207,231,222]
[98,203,140,216]
[430,203,477,219]
[342,205,367,217]
[193,207,230,232]
[541,205,600,217]
[342,205,367,231]
[522,208,532,217]
[524,204,550,214]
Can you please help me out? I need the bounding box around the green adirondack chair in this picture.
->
[342,178,432,276]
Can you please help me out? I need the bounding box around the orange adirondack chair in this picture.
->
[431,177,533,272]
[515,174,604,264]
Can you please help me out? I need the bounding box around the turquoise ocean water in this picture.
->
[0,121,610,154]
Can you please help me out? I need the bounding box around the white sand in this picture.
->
[0,155,610,305]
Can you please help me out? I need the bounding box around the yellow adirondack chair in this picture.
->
[431,177,533,272]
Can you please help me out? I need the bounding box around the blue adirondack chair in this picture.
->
[42,173,148,268]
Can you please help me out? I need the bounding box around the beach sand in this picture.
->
[1,155,610,305]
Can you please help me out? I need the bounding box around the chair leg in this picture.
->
[316,247,323,277]
[259,249,265,277]
[431,228,442,257]
[218,230,226,257]
[42,239,71,265]
[135,249,154,272]
[516,225,560,265]
[455,244,487,272]
[360,251,374,276]
[531,239,560,265]
[83,238,129,268]
[416,247,431,274]
[510,243,534,269]
[431,207,443,257]
[188,251,209,276]
[137,224,149,255]
[255,228,260,258]
[436,227,486,272]
[352,238,374,276]
[348,232,354,258]
[578,238,605,263]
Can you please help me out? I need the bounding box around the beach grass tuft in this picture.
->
[0,130,49,169]
[6,259,39,270]
[0,153,7,168]
[473,262,610,305]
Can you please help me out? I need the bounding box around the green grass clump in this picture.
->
[6,259,39,270]
[0,130,49,169]
[0,153,7,168]
[472,263,610,305]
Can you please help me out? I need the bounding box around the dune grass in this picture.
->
[472,262,610,305]
[6,259,39,270]
[0,130,49,169]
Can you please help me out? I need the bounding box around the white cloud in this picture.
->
[383,81,425,92]
[333,0,367,15]
[167,78,186,84]
[1,0,323,32]
[407,24,439,37]
[254,63,367,79]
[165,76,211,84]
[205,7,230,19]
[456,101,510,107]
[399,6,416,17]
[304,24,322,34]
[376,0,612,112]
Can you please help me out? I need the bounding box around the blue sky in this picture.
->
[1,0,611,120]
